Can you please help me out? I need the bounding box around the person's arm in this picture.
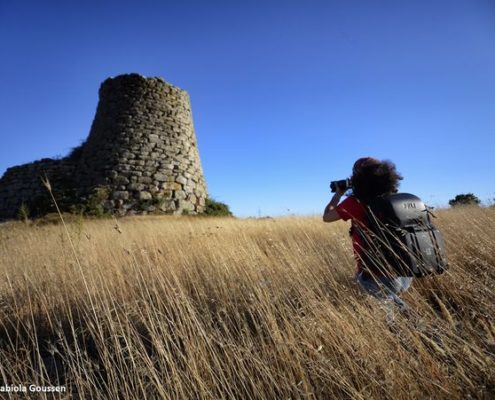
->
[323,190,344,222]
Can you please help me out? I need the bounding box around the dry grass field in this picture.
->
[0,206,494,399]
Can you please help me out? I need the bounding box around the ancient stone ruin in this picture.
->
[0,74,208,220]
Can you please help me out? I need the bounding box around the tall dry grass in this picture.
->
[0,207,494,399]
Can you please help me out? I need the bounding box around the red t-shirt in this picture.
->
[335,196,368,273]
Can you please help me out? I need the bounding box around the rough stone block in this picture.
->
[177,200,194,212]
[148,134,160,142]
[137,191,152,200]
[128,182,145,191]
[159,200,176,211]
[161,182,181,191]
[188,194,197,204]
[176,175,187,185]
[112,191,129,200]
[175,190,187,200]
[161,189,173,199]
[138,176,153,184]
[154,173,168,182]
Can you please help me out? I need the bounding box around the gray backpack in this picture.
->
[358,193,448,277]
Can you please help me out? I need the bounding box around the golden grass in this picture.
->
[0,207,494,399]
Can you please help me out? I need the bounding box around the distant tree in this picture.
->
[448,193,481,207]
[204,198,233,216]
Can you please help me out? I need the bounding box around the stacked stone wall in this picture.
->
[0,158,75,219]
[0,73,208,220]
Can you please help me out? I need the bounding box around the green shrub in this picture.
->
[203,198,233,217]
[17,203,30,223]
[29,182,111,220]
[449,193,481,207]
[82,186,111,217]
[29,176,79,217]
[137,196,164,212]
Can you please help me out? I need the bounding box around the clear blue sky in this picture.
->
[1,0,494,217]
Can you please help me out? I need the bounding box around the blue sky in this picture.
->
[1,0,494,217]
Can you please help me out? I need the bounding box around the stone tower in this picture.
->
[0,73,208,220]
[76,74,207,215]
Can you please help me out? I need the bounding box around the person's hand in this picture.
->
[334,186,345,197]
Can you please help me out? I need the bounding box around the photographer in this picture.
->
[323,157,412,322]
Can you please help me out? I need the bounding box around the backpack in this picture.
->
[357,193,448,278]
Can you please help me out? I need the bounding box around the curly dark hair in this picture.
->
[351,158,403,203]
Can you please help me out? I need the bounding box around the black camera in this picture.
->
[330,178,351,193]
